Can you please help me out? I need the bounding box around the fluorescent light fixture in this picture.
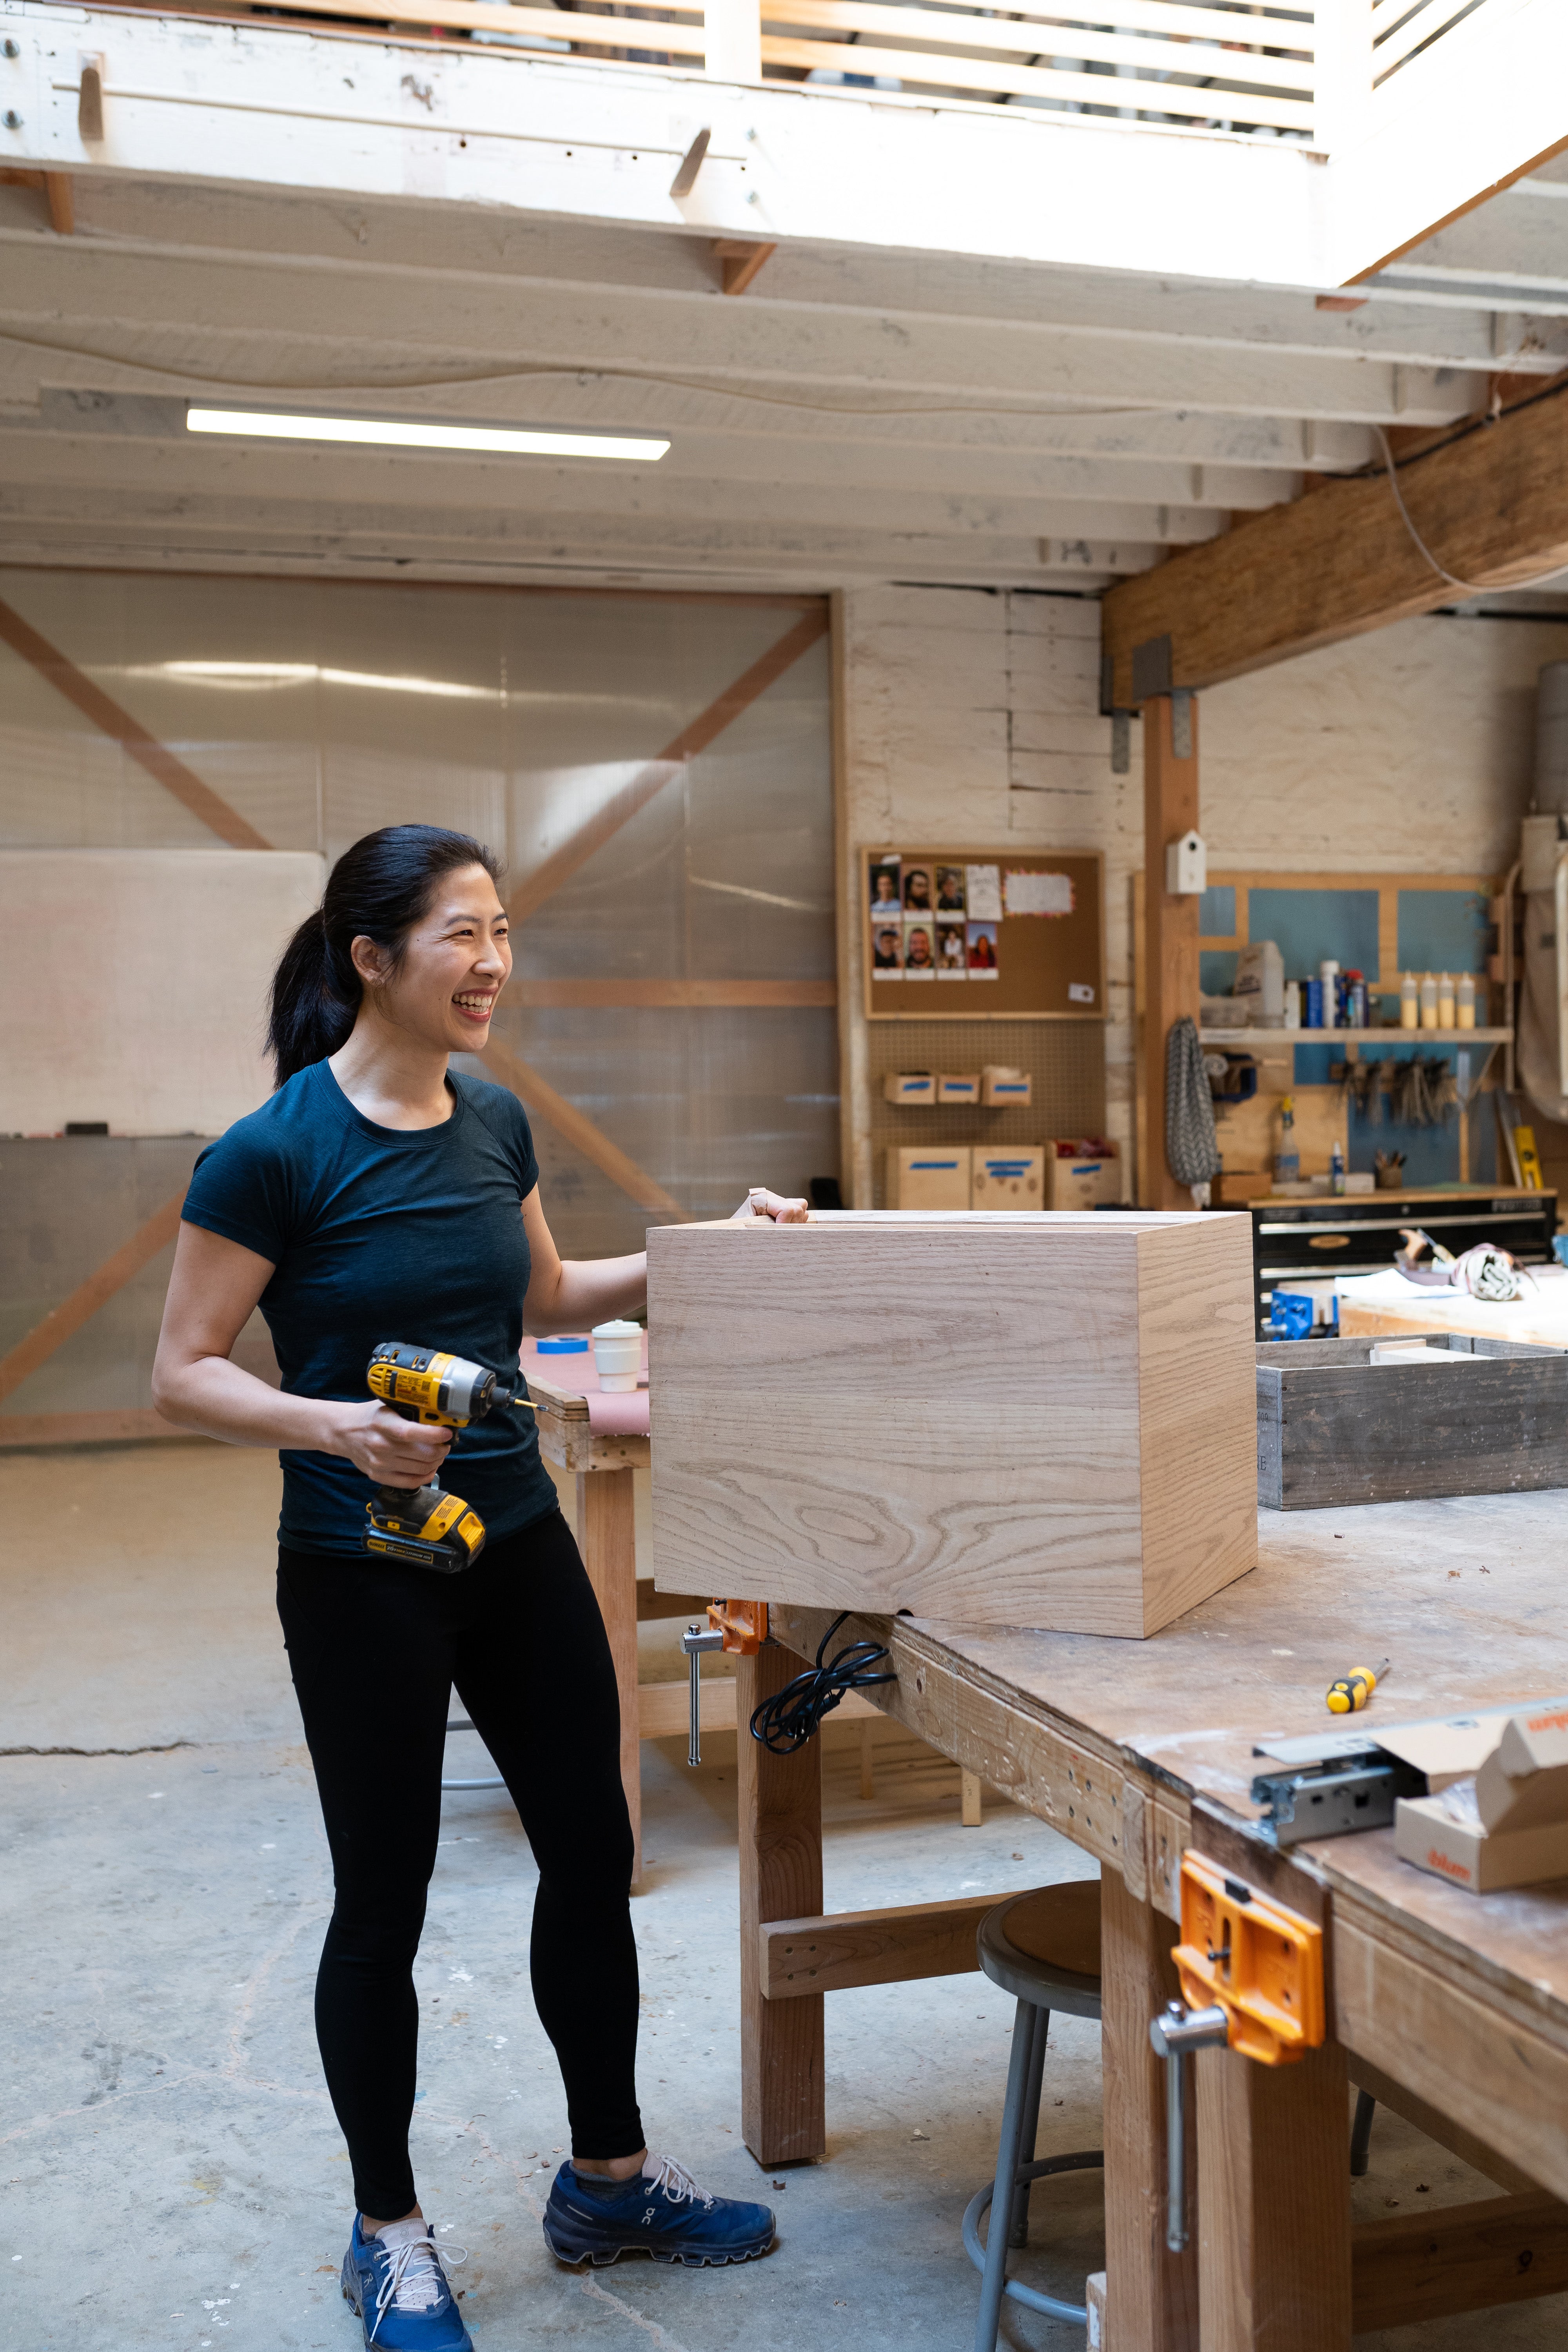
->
[186,406,669,462]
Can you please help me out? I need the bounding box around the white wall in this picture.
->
[837,587,1568,1202]
[0,850,325,1136]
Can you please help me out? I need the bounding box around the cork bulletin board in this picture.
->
[863,847,1104,1022]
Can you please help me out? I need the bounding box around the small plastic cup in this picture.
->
[592,1319,643,1392]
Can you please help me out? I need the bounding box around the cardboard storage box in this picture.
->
[936,1073,981,1105]
[1256,1333,1568,1510]
[1394,1795,1568,1893]
[1044,1142,1121,1210]
[884,1071,935,1106]
[981,1066,1033,1107]
[648,1209,1258,1634]
[972,1148,1045,1208]
[886,1146,971,1209]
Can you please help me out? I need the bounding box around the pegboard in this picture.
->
[866,1017,1107,1208]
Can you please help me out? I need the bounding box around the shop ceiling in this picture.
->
[4,1,1568,597]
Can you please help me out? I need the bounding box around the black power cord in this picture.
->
[748,1614,897,1755]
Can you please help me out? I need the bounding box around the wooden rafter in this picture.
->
[1101,383,1568,707]
[714,240,777,298]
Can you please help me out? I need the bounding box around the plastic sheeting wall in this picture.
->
[0,570,837,1262]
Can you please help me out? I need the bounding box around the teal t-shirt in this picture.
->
[181,1060,558,1556]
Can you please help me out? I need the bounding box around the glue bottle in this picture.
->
[1400,972,1419,1029]
[1420,971,1439,1030]
[1274,1094,1300,1188]
[1457,970,1476,1029]
[1437,971,1455,1028]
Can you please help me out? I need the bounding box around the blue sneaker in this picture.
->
[340,2214,474,2348]
[543,2154,776,2269]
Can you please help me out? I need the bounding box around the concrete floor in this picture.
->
[3,1441,1563,2352]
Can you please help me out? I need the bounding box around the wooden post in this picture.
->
[737,1640,825,2166]
[1142,693,1202,1209]
[1195,2040,1352,2352]
[578,1467,642,1887]
[1101,1868,1200,2350]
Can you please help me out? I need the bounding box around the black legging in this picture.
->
[276,1509,644,2220]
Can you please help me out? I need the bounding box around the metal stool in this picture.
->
[964,1881,1103,2348]
[441,1715,504,1793]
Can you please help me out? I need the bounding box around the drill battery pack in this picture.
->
[364,1480,486,1574]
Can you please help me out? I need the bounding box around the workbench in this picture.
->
[1339,1260,1568,1351]
[737,1491,1568,2348]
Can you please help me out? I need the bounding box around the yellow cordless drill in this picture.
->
[362,1340,534,1573]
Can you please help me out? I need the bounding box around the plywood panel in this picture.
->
[648,1210,1257,1635]
[0,849,324,1136]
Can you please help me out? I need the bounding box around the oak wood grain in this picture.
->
[759,1891,999,1998]
[649,1213,1256,1635]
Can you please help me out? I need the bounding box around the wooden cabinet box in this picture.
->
[1256,1332,1568,1510]
[648,1210,1257,1637]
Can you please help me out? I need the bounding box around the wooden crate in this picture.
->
[648,1211,1258,1637]
[1256,1334,1568,1511]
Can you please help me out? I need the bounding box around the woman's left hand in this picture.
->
[731,1187,809,1223]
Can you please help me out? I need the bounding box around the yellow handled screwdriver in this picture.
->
[1326,1659,1390,1715]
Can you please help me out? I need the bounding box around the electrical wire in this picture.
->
[748,1613,897,1755]
[1372,417,1568,600]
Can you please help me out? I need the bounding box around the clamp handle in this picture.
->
[681,1624,725,1766]
[1149,1999,1229,2252]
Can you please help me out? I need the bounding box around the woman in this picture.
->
[153,826,803,2352]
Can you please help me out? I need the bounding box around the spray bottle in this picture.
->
[1274,1094,1300,1188]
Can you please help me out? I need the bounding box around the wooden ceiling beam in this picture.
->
[1101,383,1568,708]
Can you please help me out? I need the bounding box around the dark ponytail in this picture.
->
[268,824,503,1086]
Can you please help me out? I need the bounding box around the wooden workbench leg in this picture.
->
[578,1468,641,1888]
[737,1640,825,2166]
[1195,2039,1351,2352]
[1101,1868,1198,2351]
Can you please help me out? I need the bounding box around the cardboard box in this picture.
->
[972,1148,1045,1208]
[884,1072,935,1106]
[936,1073,981,1105]
[981,1066,1032,1108]
[648,1209,1258,1634]
[1044,1143,1121,1210]
[1394,1793,1568,1893]
[885,1146,971,1209]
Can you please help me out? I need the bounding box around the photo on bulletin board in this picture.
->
[869,856,902,913]
[903,918,937,978]
[862,846,1103,1020]
[871,921,903,976]
[966,920,999,977]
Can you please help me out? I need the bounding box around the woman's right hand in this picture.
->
[328,1401,454,1488]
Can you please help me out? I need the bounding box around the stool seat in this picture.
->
[967,1878,1105,2348]
[978,1881,1101,2013]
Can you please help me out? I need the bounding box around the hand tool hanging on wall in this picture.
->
[361,1340,537,1573]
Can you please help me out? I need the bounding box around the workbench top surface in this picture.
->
[881,1489,1568,2025]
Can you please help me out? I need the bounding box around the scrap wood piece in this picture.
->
[479,1036,688,1221]
[0,596,272,850]
[505,605,827,926]
[0,1189,186,1405]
